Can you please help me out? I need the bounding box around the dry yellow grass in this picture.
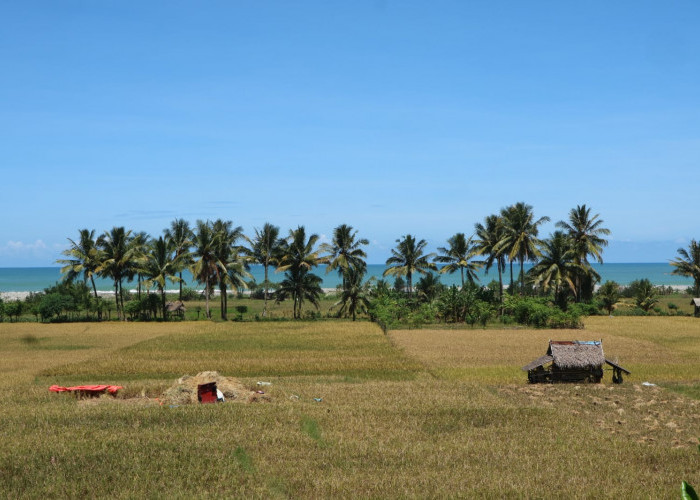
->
[391,316,700,383]
[390,327,582,383]
[41,321,423,381]
[0,322,187,383]
[1,318,699,498]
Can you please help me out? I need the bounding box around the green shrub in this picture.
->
[569,301,599,317]
[549,310,583,329]
[503,295,581,329]
[180,287,201,301]
[5,301,24,322]
[39,293,74,322]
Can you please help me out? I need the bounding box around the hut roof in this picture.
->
[605,359,631,374]
[521,355,554,372]
[166,300,186,312]
[547,340,605,369]
[690,298,700,307]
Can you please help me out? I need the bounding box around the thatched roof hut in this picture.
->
[690,298,700,316]
[522,340,630,384]
[548,340,605,369]
[166,300,186,317]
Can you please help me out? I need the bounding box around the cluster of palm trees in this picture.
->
[58,220,251,321]
[58,202,611,322]
[384,203,611,307]
[58,220,370,321]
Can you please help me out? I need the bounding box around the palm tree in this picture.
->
[670,240,700,297]
[556,204,610,300]
[164,219,194,301]
[275,267,323,319]
[140,236,182,319]
[597,281,621,315]
[277,226,326,274]
[332,266,372,321]
[383,235,437,296]
[225,251,252,302]
[250,223,282,317]
[129,231,151,300]
[276,226,325,319]
[322,224,369,288]
[190,220,220,319]
[474,214,507,303]
[528,231,579,307]
[434,233,482,288]
[57,229,101,299]
[634,279,658,312]
[211,219,245,320]
[96,226,135,320]
[415,272,444,302]
[498,202,550,294]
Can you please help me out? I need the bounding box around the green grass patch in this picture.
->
[662,382,700,401]
[30,344,92,351]
[232,446,255,474]
[300,415,324,444]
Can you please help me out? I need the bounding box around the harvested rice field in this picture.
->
[1,318,699,498]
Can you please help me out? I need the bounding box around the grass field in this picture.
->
[1,317,699,498]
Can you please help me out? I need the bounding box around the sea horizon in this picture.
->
[0,262,693,294]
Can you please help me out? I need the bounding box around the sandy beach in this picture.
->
[1,285,690,303]
[0,288,343,302]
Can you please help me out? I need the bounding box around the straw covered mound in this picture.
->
[161,371,268,405]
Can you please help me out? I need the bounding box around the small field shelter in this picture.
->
[522,340,630,384]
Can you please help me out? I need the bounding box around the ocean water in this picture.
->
[0,263,692,293]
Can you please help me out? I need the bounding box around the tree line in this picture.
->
[48,201,700,323]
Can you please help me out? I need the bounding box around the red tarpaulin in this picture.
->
[49,385,123,394]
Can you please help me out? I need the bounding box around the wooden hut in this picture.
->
[522,340,630,384]
[690,298,700,317]
[166,300,186,319]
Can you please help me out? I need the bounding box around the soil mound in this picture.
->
[161,371,267,405]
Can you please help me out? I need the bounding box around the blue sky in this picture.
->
[1,1,699,266]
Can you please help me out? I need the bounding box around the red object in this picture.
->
[197,382,218,404]
[49,385,123,394]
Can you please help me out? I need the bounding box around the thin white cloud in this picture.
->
[0,240,58,266]
[3,240,48,252]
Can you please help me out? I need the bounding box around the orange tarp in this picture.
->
[49,385,123,394]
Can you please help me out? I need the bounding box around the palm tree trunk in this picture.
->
[90,276,101,320]
[460,268,464,289]
[497,258,503,303]
[220,283,227,320]
[161,286,166,320]
[118,277,126,321]
[114,279,120,320]
[509,260,514,290]
[179,271,183,301]
[90,276,98,299]
[520,258,525,294]
[263,263,269,317]
[205,276,211,319]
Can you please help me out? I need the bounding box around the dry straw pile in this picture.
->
[160,370,268,405]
